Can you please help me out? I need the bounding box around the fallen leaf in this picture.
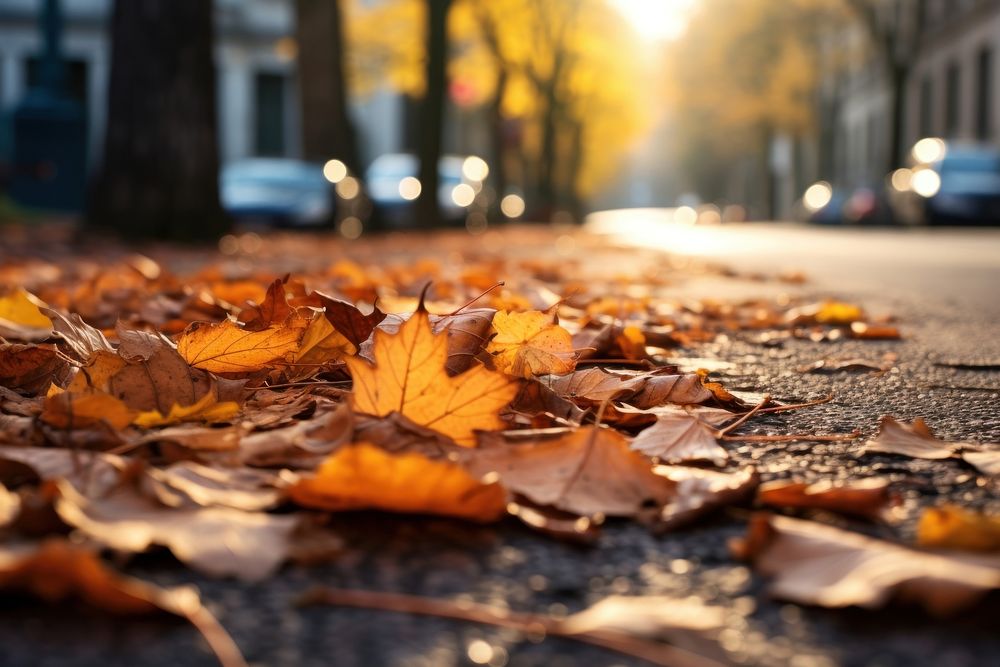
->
[862,416,957,459]
[42,307,114,362]
[289,442,506,522]
[346,305,517,446]
[917,505,1000,553]
[239,401,352,467]
[487,310,576,378]
[798,358,889,374]
[108,336,214,412]
[365,308,497,375]
[0,288,52,330]
[143,461,283,512]
[469,427,674,517]
[290,314,354,367]
[756,477,896,521]
[850,322,901,340]
[316,292,387,349]
[40,391,135,431]
[962,450,1000,477]
[630,412,728,465]
[55,480,299,581]
[238,278,294,331]
[0,446,125,496]
[132,390,240,428]
[654,466,758,531]
[177,318,303,374]
[732,513,1000,615]
[0,540,247,667]
[544,368,710,409]
[0,343,70,394]
[505,498,601,543]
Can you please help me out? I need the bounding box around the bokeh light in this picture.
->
[500,194,526,218]
[451,183,476,207]
[911,168,941,198]
[336,176,360,199]
[462,155,489,182]
[323,159,348,184]
[911,137,947,164]
[803,181,833,212]
[890,168,913,192]
[398,176,421,201]
[674,205,697,224]
[339,216,363,239]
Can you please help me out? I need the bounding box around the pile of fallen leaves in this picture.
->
[1,234,998,666]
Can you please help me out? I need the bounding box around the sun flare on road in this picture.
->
[611,0,695,41]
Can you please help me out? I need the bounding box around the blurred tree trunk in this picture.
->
[474,4,508,217]
[845,0,917,174]
[295,0,360,174]
[88,0,227,241]
[415,0,452,227]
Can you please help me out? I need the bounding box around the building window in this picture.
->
[919,75,934,137]
[944,61,960,137]
[976,47,993,140]
[254,72,287,157]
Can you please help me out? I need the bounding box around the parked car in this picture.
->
[891,140,1000,226]
[221,158,334,227]
[799,181,893,225]
[365,153,487,227]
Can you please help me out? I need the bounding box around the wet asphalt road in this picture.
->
[1,221,999,667]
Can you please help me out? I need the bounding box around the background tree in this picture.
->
[88,0,227,241]
[295,0,361,174]
[415,0,453,226]
[842,0,921,174]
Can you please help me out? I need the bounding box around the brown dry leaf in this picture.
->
[0,446,125,495]
[177,318,303,374]
[962,450,1000,477]
[486,310,576,378]
[654,466,758,531]
[630,411,729,465]
[54,480,299,581]
[136,423,243,453]
[469,427,674,518]
[108,336,214,413]
[0,343,70,395]
[352,411,464,460]
[733,513,1000,616]
[0,540,247,667]
[40,391,135,431]
[756,477,897,521]
[346,305,517,447]
[42,307,114,362]
[316,292,387,349]
[850,322,902,340]
[239,401,352,467]
[507,380,587,428]
[288,442,506,522]
[238,278,294,331]
[917,505,1000,553]
[505,498,601,543]
[143,461,283,512]
[863,416,958,459]
[798,358,889,374]
[544,368,710,409]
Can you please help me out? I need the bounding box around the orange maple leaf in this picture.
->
[345,305,517,446]
[486,310,576,378]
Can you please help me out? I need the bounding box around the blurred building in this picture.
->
[0,0,405,180]
[820,0,999,189]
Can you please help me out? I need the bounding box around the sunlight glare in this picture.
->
[611,0,695,41]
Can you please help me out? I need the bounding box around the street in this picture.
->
[1,220,998,667]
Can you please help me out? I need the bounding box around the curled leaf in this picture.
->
[289,442,506,522]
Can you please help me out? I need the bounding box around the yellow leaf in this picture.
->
[177,319,303,373]
[917,505,1000,553]
[291,314,354,366]
[0,288,52,329]
[41,392,135,430]
[66,350,127,394]
[345,307,517,446]
[486,310,576,378]
[133,391,240,428]
[288,442,506,522]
